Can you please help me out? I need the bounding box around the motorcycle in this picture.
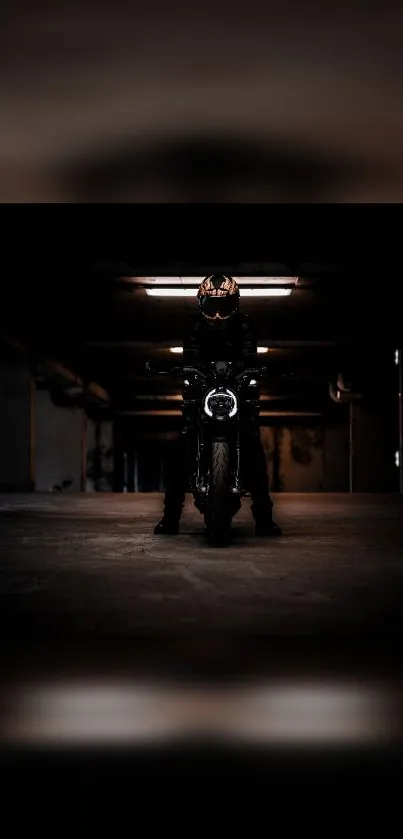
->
[148,359,266,545]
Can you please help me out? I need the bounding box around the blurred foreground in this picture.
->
[2,637,403,823]
[1,1,403,202]
[2,637,403,751]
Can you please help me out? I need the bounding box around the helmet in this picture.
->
[197,274,240,322]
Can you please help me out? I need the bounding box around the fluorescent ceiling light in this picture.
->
[143,276,296,285]
[147,288,204,297]
[241,288,292,297]
[170,346,269,354]
[147,287,292,298]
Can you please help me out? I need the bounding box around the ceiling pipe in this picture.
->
[337,373,350,392]
[329,375,363,403]
[0,329,109,407]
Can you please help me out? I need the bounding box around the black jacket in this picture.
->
[183,311,258,370]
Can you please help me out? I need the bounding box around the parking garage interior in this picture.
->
[1,245,403,806]
[1,252,403,625]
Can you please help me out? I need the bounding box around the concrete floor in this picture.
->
[2,493,403,809]
[1,492,403,637]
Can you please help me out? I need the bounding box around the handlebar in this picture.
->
[235,367,264,381]
[145,362,266,380]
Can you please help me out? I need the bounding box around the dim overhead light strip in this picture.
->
[170,346,269,354]
[146,288,292,297]
[143,276,296,285]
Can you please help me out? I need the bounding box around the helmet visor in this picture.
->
[199,293,238,319]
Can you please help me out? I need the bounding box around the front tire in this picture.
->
[205,440,233,546]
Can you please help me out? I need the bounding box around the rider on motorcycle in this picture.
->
[154,274,282,536]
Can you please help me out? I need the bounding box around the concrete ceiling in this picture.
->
[1,260,400,421]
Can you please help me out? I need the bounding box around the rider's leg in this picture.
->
[154,398,197,534]
[241,421,282,536]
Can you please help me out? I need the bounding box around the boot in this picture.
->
[254,518,282,537]
[251,500,282,537]
[153,502,183,535]
[154,517,180,535]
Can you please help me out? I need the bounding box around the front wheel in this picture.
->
[204,440,233,546]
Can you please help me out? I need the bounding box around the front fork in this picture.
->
[195,432,203,493]
[185,393,243,496]
[195,426,241,496]
[232,427,241,494]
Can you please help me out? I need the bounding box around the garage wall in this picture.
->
[34,389,83,492]
[0,356,33,491]
[86,418,114,491]
[260,425,324,492]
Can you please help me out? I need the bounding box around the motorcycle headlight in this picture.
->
[203,388,238,419]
